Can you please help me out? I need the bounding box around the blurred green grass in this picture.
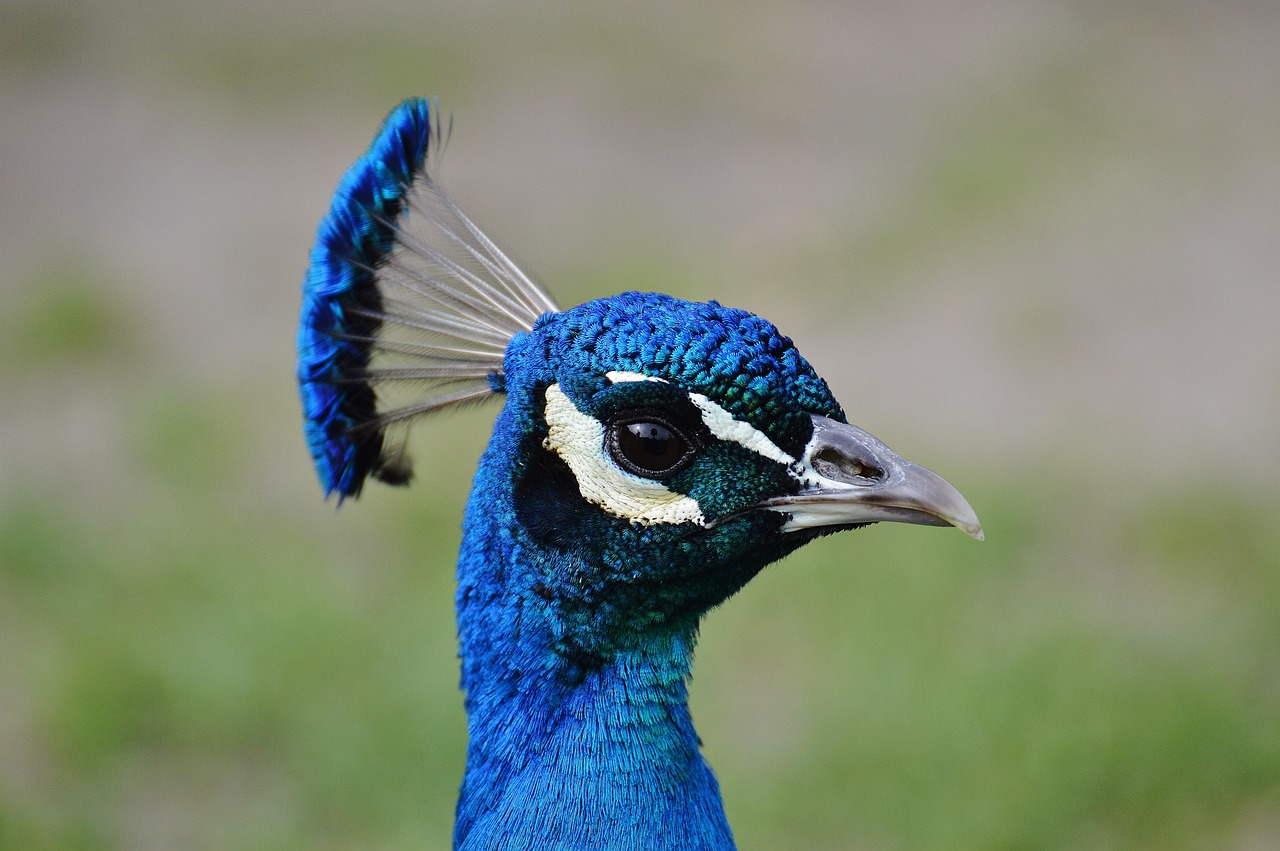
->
[2,261,131,365]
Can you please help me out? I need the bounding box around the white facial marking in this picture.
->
[542,383,705,527]
[687,393,796,467]
[605,371,667,384]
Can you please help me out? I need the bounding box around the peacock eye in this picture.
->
[608,417,696,479]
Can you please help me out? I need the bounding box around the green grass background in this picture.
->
[2,1,1278,848]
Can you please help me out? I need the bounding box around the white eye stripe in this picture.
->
[605,371,667,384]
[542,383,705,527]
[687,393,796,467]
[686,393,835,492]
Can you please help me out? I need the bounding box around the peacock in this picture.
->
[297,99,982,850]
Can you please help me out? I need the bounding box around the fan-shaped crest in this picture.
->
[297,99,558,499]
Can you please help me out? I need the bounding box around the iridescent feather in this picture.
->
[297,99,558,498]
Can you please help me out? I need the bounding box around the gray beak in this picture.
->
[762,415,984,541]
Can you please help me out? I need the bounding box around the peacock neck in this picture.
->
[452,422,735,850]
[453,624,732,850]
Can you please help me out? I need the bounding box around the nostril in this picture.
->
[812,447,885,483]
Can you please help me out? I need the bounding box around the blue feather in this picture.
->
[297,99,433,499]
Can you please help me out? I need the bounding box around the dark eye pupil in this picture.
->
[613,420,690,477]
[629,423,671,455]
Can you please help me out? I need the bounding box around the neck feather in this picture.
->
[452,427,735,850]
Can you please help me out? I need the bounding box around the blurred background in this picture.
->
[2,0,1278,848]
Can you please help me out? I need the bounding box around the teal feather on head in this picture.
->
[296,100,982,850]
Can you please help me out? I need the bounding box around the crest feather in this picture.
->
[297,98,558,499]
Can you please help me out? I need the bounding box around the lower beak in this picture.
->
[761,415,983,541]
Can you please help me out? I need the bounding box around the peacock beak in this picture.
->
[761,415,984,541]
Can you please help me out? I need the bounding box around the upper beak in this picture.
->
[761,415,984,541]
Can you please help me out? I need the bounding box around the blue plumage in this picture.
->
[298,99,982,849]
[298,99,433,498]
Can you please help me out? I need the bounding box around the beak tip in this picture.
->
[945,505,983,542]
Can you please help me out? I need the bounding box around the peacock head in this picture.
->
[483,291,981,643]
[297,99,981,655]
